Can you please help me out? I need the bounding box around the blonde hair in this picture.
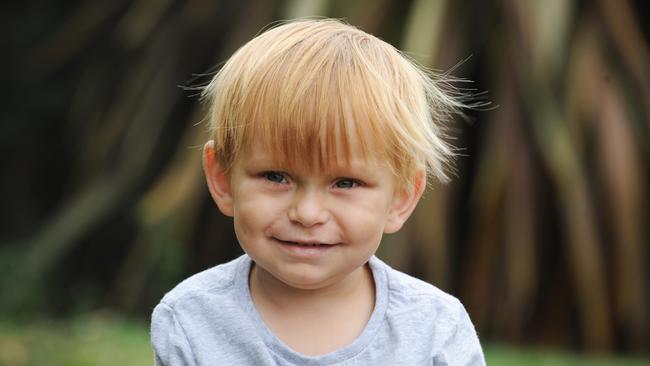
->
[202,18,469,188]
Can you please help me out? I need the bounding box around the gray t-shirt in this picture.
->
[151,255,485,365]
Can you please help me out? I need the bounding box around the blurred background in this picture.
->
[1,0,649,364]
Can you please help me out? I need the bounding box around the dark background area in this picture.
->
[1,0,649,357]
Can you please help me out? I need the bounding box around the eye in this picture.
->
[334,178,359,189]
[263,171,288,184]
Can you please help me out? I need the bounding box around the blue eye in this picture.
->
[334,179,358,189]
[263,171,287,184]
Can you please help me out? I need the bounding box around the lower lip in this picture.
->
[274,239,337,258]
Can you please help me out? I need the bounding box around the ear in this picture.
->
[203,140,234,217]
[384,170,426,234]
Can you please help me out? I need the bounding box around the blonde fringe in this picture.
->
[202,18,481,188]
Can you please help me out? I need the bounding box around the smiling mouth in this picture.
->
[274,238,337,247]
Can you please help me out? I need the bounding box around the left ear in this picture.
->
[384,170,426,234]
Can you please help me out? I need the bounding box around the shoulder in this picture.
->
[151,255,250,356]
[151,255,262,364]
[372,257,466,327]
[157,254,247,309]
[371,257,485,364]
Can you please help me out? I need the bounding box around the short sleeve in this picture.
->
[432,301,486,366]
[151,302,198,366]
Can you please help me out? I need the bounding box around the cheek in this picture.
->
[233,194,284,236]
[233,204,263,234]
[337,198,391,238]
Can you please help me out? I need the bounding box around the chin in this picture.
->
[278,273,333,290]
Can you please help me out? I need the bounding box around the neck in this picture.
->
[248,261,376,355]
[249,263,374,312]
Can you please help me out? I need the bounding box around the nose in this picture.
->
[288,188,330,227]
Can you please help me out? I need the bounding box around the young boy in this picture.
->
[151,19,485,365]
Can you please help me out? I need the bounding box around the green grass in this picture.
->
[0,312,152,366]
[0,313,648,365]
[485,344,649,366]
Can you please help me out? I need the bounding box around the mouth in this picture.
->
[273,238,338,247]
[271,236,341,258]
[272,237,337,258]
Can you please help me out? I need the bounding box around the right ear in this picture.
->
[203,140,234,217]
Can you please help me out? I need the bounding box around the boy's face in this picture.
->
[203,141,424,291]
